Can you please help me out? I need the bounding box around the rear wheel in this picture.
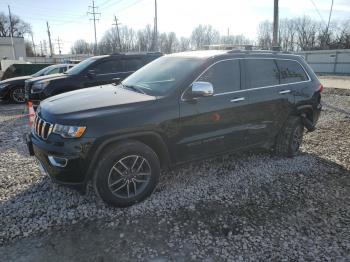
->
[275,116,304,157]
[93,140,160,207]
[10,86,25,104]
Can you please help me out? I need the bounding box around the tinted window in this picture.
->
[94,60,123,74]
[47,67,60,74]
[198,60,240,93]
[66,57,99,75]
[124,59,142,71]
[243,59,279,89]
[276,60,308,84]
[59,67,68,73]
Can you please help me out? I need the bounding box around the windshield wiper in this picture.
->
[120,84,146,94]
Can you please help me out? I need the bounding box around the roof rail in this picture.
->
[227,49,291,55]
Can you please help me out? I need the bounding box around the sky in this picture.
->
[1,0,350,54]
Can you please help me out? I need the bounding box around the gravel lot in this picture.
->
[0,89,349,261]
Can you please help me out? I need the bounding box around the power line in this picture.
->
[87,0,101,55]
[309,0,327,26]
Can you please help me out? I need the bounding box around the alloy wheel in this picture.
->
[107,155,152,199]
[12,88,25,103]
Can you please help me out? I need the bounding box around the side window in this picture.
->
[124,59,142,71]
[276,60,308,84]
[47,67,60,74]
[59,67,67,73]
[243,59,279,89]
[198,60,240,94]
[94,60,123,74]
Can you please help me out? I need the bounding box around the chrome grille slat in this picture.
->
[34,114,53,140]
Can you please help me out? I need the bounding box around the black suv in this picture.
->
[25,52,162,106]
[26,50,323,207]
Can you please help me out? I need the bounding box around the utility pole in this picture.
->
[153,0,158,51]
[7,5,16,59]
[272,0,279,49]
[55,36,62,55]
[40,41,43,56]
[113,15,122,52]
[46,21,54,56]
[30,33,36,56]
[88,0,101,55]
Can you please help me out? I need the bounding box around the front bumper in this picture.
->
[0,86,10,99]
[26,132,96,190]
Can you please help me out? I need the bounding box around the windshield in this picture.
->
[32,65,55,77]
[122,56,204,96]
[65,57,97,75]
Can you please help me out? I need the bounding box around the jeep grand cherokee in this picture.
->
[26,50,323,207]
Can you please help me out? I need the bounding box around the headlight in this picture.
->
[0,83,9,89]
[52,124,86,138]
[31,81,50,93]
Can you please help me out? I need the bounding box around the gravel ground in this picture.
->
[0,90,349,261]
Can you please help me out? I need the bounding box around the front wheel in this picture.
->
[93,140,160,207]
[10,86,25,104]
[275,116,304,157]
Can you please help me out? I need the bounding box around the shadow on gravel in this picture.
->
[1,151,349,261]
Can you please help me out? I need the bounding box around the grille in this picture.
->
[34,114,54,140]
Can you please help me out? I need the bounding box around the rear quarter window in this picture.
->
[276,60,308,84]
[243,59,279,89]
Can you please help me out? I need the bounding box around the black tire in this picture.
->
[93,140,160,207]
[10,86,25,104]
[275,116,304,157]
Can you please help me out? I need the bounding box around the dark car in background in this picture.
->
[27,50,323,207]
[0,64,74,103]
[25,52,163,107]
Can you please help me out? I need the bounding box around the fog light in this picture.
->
[48,156,68,167]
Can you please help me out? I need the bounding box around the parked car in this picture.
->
[26,50,323,207]
[0,64,74,103]
[25,52,163,107]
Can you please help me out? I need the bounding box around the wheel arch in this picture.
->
[295,105,314,122]
[85,131,171,182]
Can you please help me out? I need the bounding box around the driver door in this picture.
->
[176,59,251,163]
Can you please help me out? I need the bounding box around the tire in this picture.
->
[275,116,304,157]
[93,140,160,207]
[10,86,25,104]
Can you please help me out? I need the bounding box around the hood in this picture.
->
[26,73,67,83]
[1,75,32,84]
[40,84,156,116]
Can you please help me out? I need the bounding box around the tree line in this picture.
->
[0,11,349,56]
[258,16,350,51]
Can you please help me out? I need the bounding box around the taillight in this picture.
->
[318,84,324,93]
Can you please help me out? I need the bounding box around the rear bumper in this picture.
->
[26,132,96,190]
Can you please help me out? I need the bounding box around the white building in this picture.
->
[0,37,26,60]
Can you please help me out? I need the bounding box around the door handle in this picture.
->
[279,90,291,94]
[230,97,245,102]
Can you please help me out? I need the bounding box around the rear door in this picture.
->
[241,58,294,145]
[177,59,252,162]
[275,59,310,104]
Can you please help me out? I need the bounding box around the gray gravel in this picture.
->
[0,90,349,261]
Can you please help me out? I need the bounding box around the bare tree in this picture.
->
[71,39,94,54]
[191,24,220,49]
[0,12,31,37]
[257,20,272,50]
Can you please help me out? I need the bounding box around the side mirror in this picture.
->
[191,81,214,98]
[87,69,96,79]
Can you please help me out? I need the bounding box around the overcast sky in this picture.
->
[1,0,350,53]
